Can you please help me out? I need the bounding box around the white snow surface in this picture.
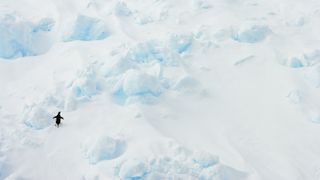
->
[1,0,320,179]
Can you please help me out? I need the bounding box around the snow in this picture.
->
[1,0,320,179]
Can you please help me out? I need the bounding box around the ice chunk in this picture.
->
[174,75,199,92]
[114,2,132,17]
[32,18,55,32]
[192,0,212,9]
[122,70,162,96]
[232,25,272,43]
[103,57,134,77]
[70,63,104,98]
[119,159,149,179]
[134,14,153,25]
[288,57,304,68]
[170,34,193,54]
[192,151,219,168]
[126,41,160,63]
[84,135,127,164]
[199,165,220,180]
[284,49,320,68]
[0,13,55,59]
[64,15,109,41]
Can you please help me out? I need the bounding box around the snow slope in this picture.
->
[1,0,320,179]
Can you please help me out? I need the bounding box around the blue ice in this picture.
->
[286,49,320,68]
[289,57,304,68]
[232,25,271,43]
[0,15,55,59]
[192,151,219,168]
[32,18,55,32]
[64,15,109,42]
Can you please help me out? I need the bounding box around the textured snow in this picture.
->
[1,0,320,179]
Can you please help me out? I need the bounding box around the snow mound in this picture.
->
[0,13,55,59]
[232,25,272,43]
[63,15,109,42]
[23,105,53,130]
[84,135,127,164]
